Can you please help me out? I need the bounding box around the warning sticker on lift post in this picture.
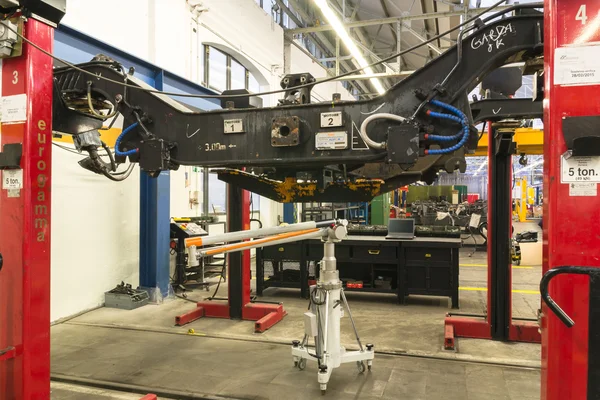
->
[561,153,600,183]
[554,46,600,86]
[569,182,597,197]
[2,169,23,189]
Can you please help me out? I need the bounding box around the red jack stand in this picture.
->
[175,184,286,333]
[444,121,540,350]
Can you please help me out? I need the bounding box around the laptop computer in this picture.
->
[386,218,415,240]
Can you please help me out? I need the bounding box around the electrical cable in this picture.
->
[52,141,84,155]
[359,113,407,149]
[87,81,119,119]
[101,163,135,182]
[101,141,116,172]
[206,256,227,301]
[6,0,510,100]
[175,293,198,304]
[478,121,487,142]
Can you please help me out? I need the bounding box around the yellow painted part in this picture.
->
[469,128,544,156]
[273,177,383,203]
[459,287,539,294]
[518,178,527,222]
[53,127,122,148]
[527,187,536,205]
[460,263,534,269]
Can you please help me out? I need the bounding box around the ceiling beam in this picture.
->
[283,0,372,95]
[403,25,442,54]
[320,71,415,81]
[329,0,394,87]
[286,5,513,34]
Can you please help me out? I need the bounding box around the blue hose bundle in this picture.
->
[424,99,470,155]
[115,122,139,157]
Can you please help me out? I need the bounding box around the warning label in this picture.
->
[561,153,600,183]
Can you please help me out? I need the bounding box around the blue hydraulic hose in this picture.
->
[425,99,470,154]
[115,122,139,157]
[430,99,466,120]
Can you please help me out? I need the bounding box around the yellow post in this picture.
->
[519,178,528,222]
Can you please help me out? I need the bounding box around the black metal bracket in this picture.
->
[495,131,516,157]
[471,98,542,124]
[386,124,419,164]
[540,266,600,327]
[562,116,600,156]
[0,143,22,170]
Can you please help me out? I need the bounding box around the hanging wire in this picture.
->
[4,0,511,100]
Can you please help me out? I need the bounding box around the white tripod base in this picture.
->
[292,345,375,393]
[289,225,374,394]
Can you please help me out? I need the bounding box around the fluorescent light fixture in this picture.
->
[514,160,543,175]
[473,159,488,176]
[313,0,386,95]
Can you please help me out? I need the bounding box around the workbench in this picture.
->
[256,236,461,308]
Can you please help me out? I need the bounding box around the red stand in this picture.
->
[444,121,541,349]
[0,19,54,399]
[175,186,286,332]
[541,1,600,399]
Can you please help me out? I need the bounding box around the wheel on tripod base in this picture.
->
[298,358,307,370]
[357,361,366,373]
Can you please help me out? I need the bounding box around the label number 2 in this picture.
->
[12,70,18,84]
[327,117,334,126]
[576,4,588,25]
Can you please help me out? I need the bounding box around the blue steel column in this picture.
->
[139,70,171,300]
[283,203,295,223]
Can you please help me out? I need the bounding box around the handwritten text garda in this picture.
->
[471,24,515,53]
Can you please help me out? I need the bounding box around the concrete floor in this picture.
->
[51,324,540,400]
[51,382,158,400]
[52,244,543,399]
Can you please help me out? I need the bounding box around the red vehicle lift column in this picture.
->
[174,184,286,332]
[0,18,54,399]
[541,1,600,399]
[443,121,540,349]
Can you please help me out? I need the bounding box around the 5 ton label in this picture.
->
[2,169,22,189]
[561,153,600,183]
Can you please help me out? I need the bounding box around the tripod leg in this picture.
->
[341,289,364,351]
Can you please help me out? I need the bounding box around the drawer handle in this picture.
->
[368,250,380,255]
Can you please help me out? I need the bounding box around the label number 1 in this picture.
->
[576,4,588,25]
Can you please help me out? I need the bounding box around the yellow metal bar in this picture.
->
[470,127,543,156]
[53,127,122,147]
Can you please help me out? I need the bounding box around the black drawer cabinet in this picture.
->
[400,245,459,308]
[352,245,397,262]
[262,243,303,260]
[306,242,351,261]
[256,237,460,308]
[256,241,307,297]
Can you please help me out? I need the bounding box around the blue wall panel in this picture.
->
[53,24,221,299]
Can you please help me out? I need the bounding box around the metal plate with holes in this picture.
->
[271,116,300,147]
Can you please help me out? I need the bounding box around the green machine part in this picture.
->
[371,193,390,225]
[453,185,468,202]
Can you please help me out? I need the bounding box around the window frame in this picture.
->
[203,45,260,94]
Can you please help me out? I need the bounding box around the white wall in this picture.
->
[50,148,140,321]
[50,0,354,321]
